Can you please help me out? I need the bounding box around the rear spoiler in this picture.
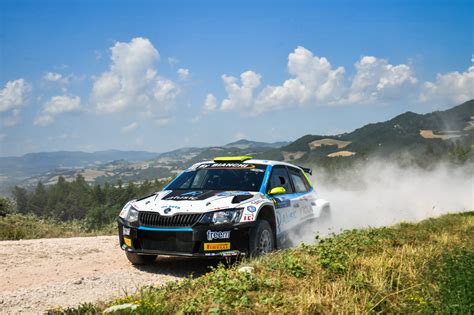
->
[298,166,312,175]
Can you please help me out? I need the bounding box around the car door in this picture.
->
[287,167,314,225]
[267,165,298,236]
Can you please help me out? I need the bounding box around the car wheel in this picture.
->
[125,252,157,265]
[249,220,274,257]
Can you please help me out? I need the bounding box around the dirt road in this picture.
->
[0,236,218,314]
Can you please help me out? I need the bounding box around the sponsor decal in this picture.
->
[274,197,291,209]
[204,242,231,251]
[242,214,255,222]
[247,206,257,213]
[161,205,181,209]
[163,208,172,214]
[251,199,264,205]
[216,191,252,197]
[197,163,256,169]
[181,191,204,197]
[207,230,231,241]
[122,227,130,236]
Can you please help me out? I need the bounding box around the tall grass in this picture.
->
[52,212,473,314]
[0,214,115,240]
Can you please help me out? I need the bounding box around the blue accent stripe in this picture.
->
[138,226,193,232]
[259,165,273,194]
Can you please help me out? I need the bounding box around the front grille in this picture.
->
[138,230,195,252]
[139,211,203,227]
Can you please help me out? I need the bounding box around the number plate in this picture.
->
[204,242,231,251]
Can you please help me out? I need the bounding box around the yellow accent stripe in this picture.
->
[213,155,253,163]
[303,171,313,187]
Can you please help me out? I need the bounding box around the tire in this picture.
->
[125,251,157,265]
[249,220,275,257]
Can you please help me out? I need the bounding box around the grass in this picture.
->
[0,214,116,240]
[52,212,473,314]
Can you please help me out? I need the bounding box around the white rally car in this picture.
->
[117,156,330,265]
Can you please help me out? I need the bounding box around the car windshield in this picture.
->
[167,163,267,192]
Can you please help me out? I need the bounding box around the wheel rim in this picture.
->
[258,229,273,254]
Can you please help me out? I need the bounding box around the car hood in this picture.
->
[130,190,264,215]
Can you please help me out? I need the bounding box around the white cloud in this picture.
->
[343,56,417,104]
[221,70,261,111]
[212,47,425,115]
[177,68,190,80]
[419,59,474,105]
[43,72,62,82]
[203,93,217,112]
[0,79,31,127]
[0,79,31,113]
[254,46,345,113]
[168,57,179,66]
[121,122,138,133]
[35,95,81,126]
[92,37,179,114]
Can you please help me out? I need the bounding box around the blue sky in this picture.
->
[0,0,472,156]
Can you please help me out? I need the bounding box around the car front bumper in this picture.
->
[117,217,255,257]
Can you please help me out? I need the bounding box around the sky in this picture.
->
[0,0,473,157]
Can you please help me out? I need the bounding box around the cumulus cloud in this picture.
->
[254,46,345,113]
[0,79,31,127]
[177,68,190,80]
[203,93,217,112]
[92,37,179,114]
[419,58,474,105]
[35,95,81,126]
[212,46,426,115]
[121,121,138,133]
[221,70,262,111]
[343,56,417,104]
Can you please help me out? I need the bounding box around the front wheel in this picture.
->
[125,251,157,265]
[249,220,275,257]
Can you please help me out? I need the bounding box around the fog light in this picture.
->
[124,237,132,247]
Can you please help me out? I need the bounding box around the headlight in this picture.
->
[203,208,243,225]
[119,201,139,223]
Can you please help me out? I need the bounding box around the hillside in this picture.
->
[278,100,474,163]
[54,212,474,314]
[1,100,472,192]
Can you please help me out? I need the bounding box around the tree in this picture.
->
[12,186,28,214]
[28,181,48,216]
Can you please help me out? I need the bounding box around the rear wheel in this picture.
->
[125,252,157,265]
[249,220,274,257]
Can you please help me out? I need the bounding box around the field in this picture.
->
[54,212,474,314]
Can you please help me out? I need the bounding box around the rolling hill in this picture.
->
[1,100,472,193]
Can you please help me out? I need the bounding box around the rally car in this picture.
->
[118,156,330,265]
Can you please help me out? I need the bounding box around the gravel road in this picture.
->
[0,236,219,314]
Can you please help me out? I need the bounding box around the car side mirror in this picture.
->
[268,186,286,195]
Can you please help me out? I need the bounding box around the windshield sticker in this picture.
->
[197,163,256,169]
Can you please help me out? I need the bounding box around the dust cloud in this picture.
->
[295,160,473,244]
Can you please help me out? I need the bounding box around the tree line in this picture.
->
[7,175,168,229]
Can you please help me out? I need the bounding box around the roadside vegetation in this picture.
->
[0,176,168,240]
[53,212,473,314]
[0,214,116,240]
